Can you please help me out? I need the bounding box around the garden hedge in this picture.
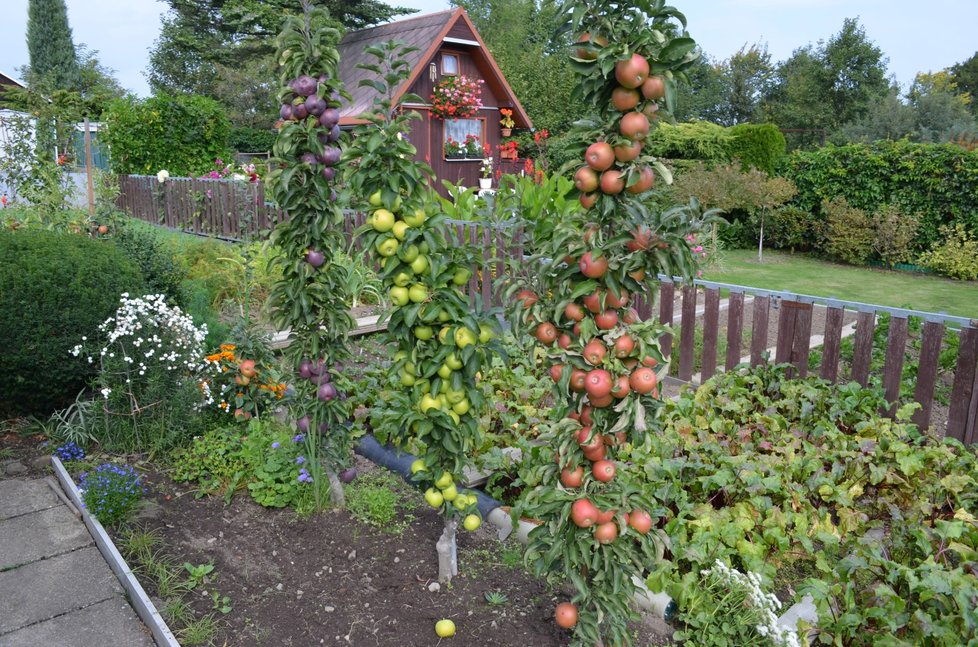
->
[100,93,232,177]
[779,141,978,253]
[0,230,145,416]
[646,121,786,174]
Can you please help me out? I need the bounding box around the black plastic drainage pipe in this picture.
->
[354,434,503,519]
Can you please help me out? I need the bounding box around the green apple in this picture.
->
[453,494,469,510]
[454,327,477,349]
[399,370,415,386]
[372,208,395,232]
[404,361,416,375]
[410,459,427,474]
[438,326,452,344]
[452,398,470,416]
[394,350,408,362]
[389,195,402,212]
[452,267,472,286]
[434,619,455,638]
[398,243,419,263]
[445,388,465,405]
[463,514,481,531]
[420,394,440,414]
[393,271,412,287]
[414,325,434,340]
[368,190,383,207]
[438,310,452,322]
[410,254,429,275]
[403,208,427,227]
[389,286,409,306]
[441,483,458,501]
[437,393,449,409]
[392,221,409,241]
[376,237,398,257]
[445,352,463,370]
[416,378,431,394]
[437,364,453,380]
[479,324,493,344]
[435,472,453,489]
[424,488,444,508]
[408,283,428,303]
[449,410,461,425]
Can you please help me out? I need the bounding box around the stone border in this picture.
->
[50,456,180,647]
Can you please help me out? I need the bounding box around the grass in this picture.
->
[704,249,978,318]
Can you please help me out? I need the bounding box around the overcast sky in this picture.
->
[1,0,975,98]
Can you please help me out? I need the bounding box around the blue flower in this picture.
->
[292,434,305,443]
[296,456,305,465]
[271,442,280,449]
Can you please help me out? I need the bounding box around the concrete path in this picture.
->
[0,478,156,647]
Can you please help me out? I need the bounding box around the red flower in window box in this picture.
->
[430,75,483,120]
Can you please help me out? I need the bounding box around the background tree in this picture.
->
[672,55,727,123]
[908,71,977,142]
[723,44,774,125]
[949,52,978,116]
[26,0,80,92]
[837,86,915,143]
[761,18,889,147]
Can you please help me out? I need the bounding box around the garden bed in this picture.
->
[120,458,582,646]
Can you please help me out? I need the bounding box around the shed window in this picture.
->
[441,53,459,76]
[443,119,485,159]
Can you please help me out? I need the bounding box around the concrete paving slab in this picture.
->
[0,479,61,521]
[0,546,121,635]
[0,505,92,569]
[0,597,156,647]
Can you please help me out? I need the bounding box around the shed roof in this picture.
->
[336,8,532,129]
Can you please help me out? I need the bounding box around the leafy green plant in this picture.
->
[0,229,145,417]
[345,470,416,533]
[183,562,215,589]
[210,591,232,615]
[872,204,919,267]
[919,223,978,280]
[484,590,510,606]
[822,196,875,264]
[635,364,978,646]
[111,220,187,305]
[170,426,248,495]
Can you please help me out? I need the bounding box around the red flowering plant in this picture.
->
[430,75,483,119]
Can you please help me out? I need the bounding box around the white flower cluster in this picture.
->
[72,294,212,405]
[701,560,803,647]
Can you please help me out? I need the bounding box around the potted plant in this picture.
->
[499,139,518,161]
[480,156,494,189]
[463,134,481,159]
[430,75,484,120]
[500,108,515,137]
[444,138,464,159]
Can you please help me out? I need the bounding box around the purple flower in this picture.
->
[297,467,313,483]
[296,456,305,465]
[292,434,305,443]
[271,441,280,449]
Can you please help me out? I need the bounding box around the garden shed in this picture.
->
[337,8,533,193]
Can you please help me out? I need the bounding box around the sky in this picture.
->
[1,0,976,98]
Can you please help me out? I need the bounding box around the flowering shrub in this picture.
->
[499,108,515,129]
[79,463,143,527]
[203,344,287,420]
[244,424,319,510]
[444,138,463,158]
[71,293,211,451]
[430,75,483,119]
[54,441,86,462]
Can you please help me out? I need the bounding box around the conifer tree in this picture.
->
[27,0,81,91]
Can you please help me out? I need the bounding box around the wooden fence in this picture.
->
[116,176,978,444]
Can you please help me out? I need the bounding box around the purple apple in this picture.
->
[306,94,326,117]
[300,152,318,166]
[306,249,325,267]
[296,416,311,433]
[318,383,337,401]
[321,146,341,166]
[339,467,358,483]
[321,167,336,181]
[293,102,309,120]
[298,358,314,378]
[293,75,317,97]
[280,103,294,121]
[319,108,339,130]
[328,124,341,143]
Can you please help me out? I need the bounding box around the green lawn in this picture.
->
[703,249,978,319]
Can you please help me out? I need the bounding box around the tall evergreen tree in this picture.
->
[26,0,80,91]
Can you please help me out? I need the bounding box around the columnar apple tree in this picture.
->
[506,2,712,645]
[344,41,502,583]
[267,2,354,507]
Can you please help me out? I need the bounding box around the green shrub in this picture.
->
[780,141,978,252]
[646,121,735,163]
[170,426,248,495]
[767,205,818,251]
[112,221,187,305]
[872,204,919,267]
[919,223,978,280]
[727,123,786,175]
[101,94,232,177]
[228,126,276,153]
[0,230,145,416]
[822,197,875,264]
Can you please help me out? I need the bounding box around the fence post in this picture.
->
[948,326,978,443]
[912,321,945,430]
[725,291,744,371]
[678,284,696,381]
[881,316,909,417]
